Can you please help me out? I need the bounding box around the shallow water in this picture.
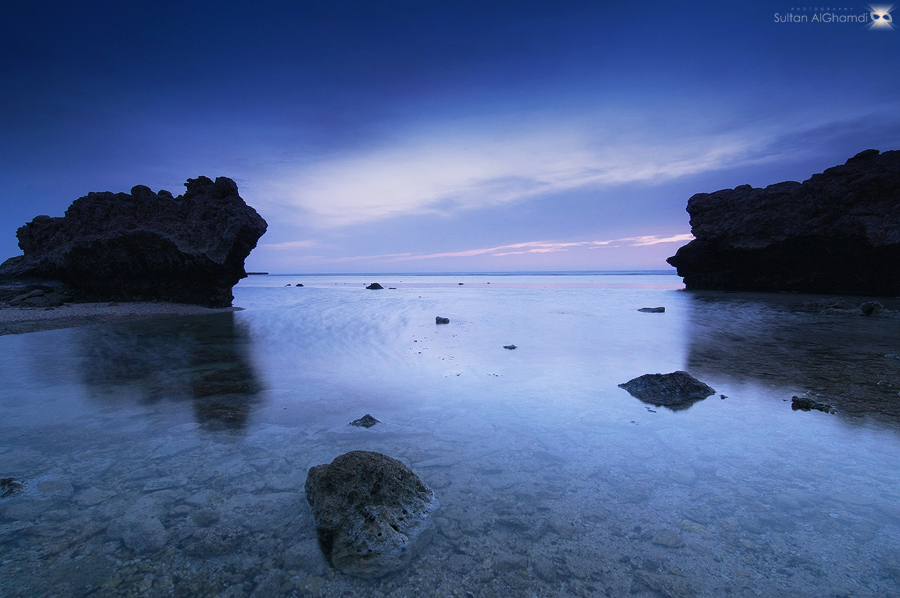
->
[2,273,900,597]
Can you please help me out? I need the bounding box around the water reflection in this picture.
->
[76,312,263,429]
[683,291,900,423]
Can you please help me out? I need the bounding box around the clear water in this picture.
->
[2,273,900,597]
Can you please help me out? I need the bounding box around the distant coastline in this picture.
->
[247,269,680,277]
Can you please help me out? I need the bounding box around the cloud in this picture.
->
[261,239,320,250]
[333,234,693,263]
[260,113,773,229]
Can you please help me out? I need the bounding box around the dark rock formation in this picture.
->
[668,150,900,296]
[305,451,438,578]
[791,396,835,414]
[366,283,384,290]
[349,414,380,428]
[798,298,899,318]
[435,316,450,324]
[1,478,25,499]
[618,371,715,411]
[0,177,267,307]
[503,344,517,350]
[638,307,665,313]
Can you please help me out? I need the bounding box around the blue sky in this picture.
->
[1,1,898,273]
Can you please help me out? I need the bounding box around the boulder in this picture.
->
[349,414,380,428]
[304,451,438,578]
[435,316,450,324]
[0,176,267,307]
[366,283,384,290]
[618,371,715,411]
[667,150,900,296]
[638,307,665,313]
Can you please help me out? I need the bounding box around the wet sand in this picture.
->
[0,302,239,336]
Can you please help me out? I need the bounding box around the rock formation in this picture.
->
[618,371,716,411]
[0,176,267,307]
[304,451,438,578]
[667,149,900,296]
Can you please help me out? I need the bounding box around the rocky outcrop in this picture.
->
[667,149,900,296]
[304,451,438,578]
[0,177,267,307]
[366,283,384,290]
[618,371,716,411]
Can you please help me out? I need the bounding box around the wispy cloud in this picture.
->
[325,234,693,263]
[260,113,774,228]
[261,240,320,250]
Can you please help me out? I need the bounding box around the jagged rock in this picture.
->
[1,478,25,499]
[0,177,267,307]
[366,283,384,290]
[668,150,900,296]
[638,307,665,313]
[618,371,715,411]
[305,451,438,578]
[435,316,450,324]
[349,414,380,428]
[791,396,835,414]
[798,298,899,318]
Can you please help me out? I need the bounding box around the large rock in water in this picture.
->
[667,149,900,296]
[0,177,267,307]
[304,451,438,578]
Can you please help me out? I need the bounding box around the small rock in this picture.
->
[0,478,25,498]
[791,396,835,414]
[435,316,450,324]
[493,553,528,572]
[618,371,715,410]
[637,307,665,313]
[349,414,380,428]
[503,345,517,350]
[366,283,384,290]
[295,283,304,287]
[305,450,439,578]
[651,529,684,548]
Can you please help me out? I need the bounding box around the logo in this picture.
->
[868,4,895,28]
[774,5,894,29]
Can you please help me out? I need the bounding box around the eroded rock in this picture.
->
[0,177,267,307]
[618,371,715,411]
[304,451,438,578]
[668,150,900,296]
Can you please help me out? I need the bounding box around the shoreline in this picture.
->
[0,302,241,336]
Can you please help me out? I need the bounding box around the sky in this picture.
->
[1,1,898,274]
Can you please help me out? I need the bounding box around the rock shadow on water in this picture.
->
[76,312,263,430]
[681,291,900,424]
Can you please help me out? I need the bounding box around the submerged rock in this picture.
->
[638,307,666,313]
[618,371,715,411]
[0,478,25,498]
[0,177,267,307]
[503,345,517,350]
[366,283,384,290]
[791,396,836,414]
[349,414,380,428]
[435,316,450,324]
[668,150,900,296]
[305,451,438,578]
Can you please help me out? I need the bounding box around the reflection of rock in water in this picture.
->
[684,292,900,422]
[77,313,262,429]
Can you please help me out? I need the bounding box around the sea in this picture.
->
[1,271,900,597]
